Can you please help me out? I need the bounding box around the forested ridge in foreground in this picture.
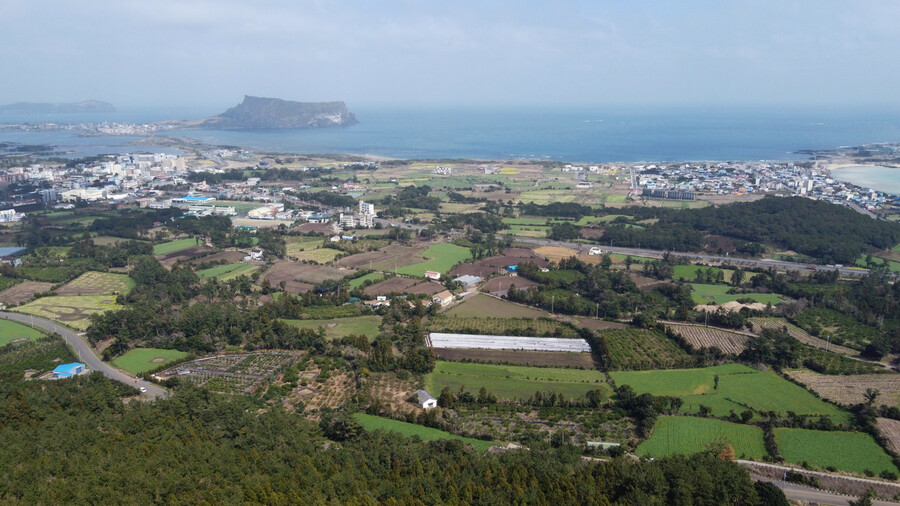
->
[0,374,783,505]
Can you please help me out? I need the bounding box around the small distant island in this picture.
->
[196,96,358,129]
[0,100,116,114]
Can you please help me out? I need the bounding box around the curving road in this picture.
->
[1,311,167,400]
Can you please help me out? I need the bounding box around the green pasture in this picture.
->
[293,248,343,264]
[153,238,200,256]
[636,416,768,460]
[611,364,848,423]
[774,428,898,475]
[286,237,324,257]
[112,348,189,375]
[425,361,610,401]
[283,315,382,341]
[394,243,472,277]
[689,284,783,305]
[0,319,45,346]
[198,263,258,280]
[354,414,495,452]
[348,272,384,290]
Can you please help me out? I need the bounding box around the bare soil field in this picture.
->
[231,218,292,229]
[0,281,54,305]
[579,227,604,239]
[406,281,445,295]
[481,276,539,293]
[877,418,900,455]
[449,249,549,277]
[294,223,334,234]
[157,246,213,266]
[336,244,428,270]
[786,369,900,407]
[667,324,750,355]
[433,348,597,368]
[567,317,627,332]
[629,273,669,291]
[291,263,351,284]
[188,250,247,265]
[261,260,314,294]
[363,277,420,296]
[445,294,548,319]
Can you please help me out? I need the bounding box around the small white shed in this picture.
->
[416,389,437,409]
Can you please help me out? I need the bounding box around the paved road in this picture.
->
[1,311,167,400]
[753,477,897,506]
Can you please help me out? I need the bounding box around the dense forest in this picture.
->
[0,374,785,505]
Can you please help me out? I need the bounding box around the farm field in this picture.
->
[793,307,880,351]
[534,245,579,263]
[432,348,596,368]
[0,319,45,346]
[153,238,200,256]
[285,237,324,257]
[157,352,297,394]
[354,414,495,452]
[667,324,750,355]
[292,247,343,264]
[611,364,849,423]
[260,260,314,294]
[56,271,135,296]
[636,416,767,460]
[428,332,591,353]
[785,369,900,407]
[0,281,54,305]
[876,418,900,455]
[425,361,610,401]
[774,428,898,475]
[394,243,472,277]
[348,272,384,290]
[672,265,733,283]
[363,277,420,296]
[198,263,258,280]
[428,315,578,338]
[445,294,548,319]
[283,315,382,341]
[112,348,189,375]
[689,284,782,305]
[602,328,694,370]
[749,317,859,357]
[16,295,123,331]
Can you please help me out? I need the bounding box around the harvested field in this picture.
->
[534,245,579,263]
[445,294,548,318]
[750,317,858,357]
[292,248,343,264]
[188,250,246,265]
[405,281,445,295]
[876,418,900,455]
[449,251,549,278]
[668,324,750,355]
[0,281,54,305]
[629,273,669,291]
[56,271,135,296]
[363,277,419,296]
[260,260,315,294]
[568,317,627,332]
[785,369,900,407]
[433,348,596,368]
[157,246,212,266]
[429,332,591,352]
[336,244,428,269]
[286,262,349,284]
[16,295,123,330]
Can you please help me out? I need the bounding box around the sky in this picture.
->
[2,0,899,109]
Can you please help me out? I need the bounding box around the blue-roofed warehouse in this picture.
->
[52,362,86,379]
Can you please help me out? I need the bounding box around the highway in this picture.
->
[1,311,167,400]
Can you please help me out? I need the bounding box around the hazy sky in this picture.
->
[2,0,899,108]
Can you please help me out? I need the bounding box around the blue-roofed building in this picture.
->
[452,275,482,287]
[506,265,518,273]
[52,362,86,379]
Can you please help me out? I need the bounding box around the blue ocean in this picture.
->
[1,104,899,162]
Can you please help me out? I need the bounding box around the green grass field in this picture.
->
[354,414,494,452]
[672,265,733,283]
[611,364,848,423]
[198,263,258,280]
[16,295,124,331]
[636,416,768,460]
[425,361,611,401]
[111,348,188,375]
[283,315,382,341]
[689,284,783,305]
[286,237,324,257]
[774,428,898,475]
[57,271,135,295]
[0,319,45,346]
[153,238,199,256]
[394,243,472,277]
[348,272,384,290]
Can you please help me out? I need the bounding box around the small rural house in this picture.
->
[432,290,454,307]
[424,271,441,280]
[52,362,86,379]
[416,390,437,409]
